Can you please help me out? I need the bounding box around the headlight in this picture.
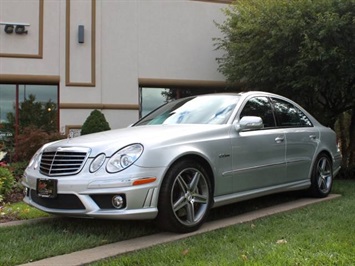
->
[27,151,41,170]
[106,144,143,173]
[27,142,55,170]
[89,153,106,173]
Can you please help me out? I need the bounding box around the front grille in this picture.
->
[30,189,85,210]
[40,147,90,176]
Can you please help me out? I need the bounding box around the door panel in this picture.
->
[271,97,319,182]
[230,96,287,192]
[231,129,286,192]
[285,128,319,181]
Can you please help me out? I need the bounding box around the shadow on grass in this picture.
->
[207,190,306,222]
[34,190,307,238]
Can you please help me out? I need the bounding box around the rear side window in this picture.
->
[271,98,312,127]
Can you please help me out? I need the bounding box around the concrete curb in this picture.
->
[17,194,341,266]
[0,217,55,228]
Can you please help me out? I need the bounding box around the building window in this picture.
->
[0,85,16,129]
[0,84,59,162]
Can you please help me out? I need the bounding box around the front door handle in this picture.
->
[275,136,285,143]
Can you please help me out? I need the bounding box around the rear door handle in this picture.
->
[275,136,285,143]
[309,135,317,140]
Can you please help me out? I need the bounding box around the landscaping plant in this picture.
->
[0,167,15,204]
[81,109,111,135]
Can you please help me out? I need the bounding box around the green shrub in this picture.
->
[6,162,28,202]
[81,109,111,135]
[0,167,15,204]
[7,161,28,182]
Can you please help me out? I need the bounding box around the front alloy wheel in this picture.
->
[157,159,212,233]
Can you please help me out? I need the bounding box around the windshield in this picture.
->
[134,94,240,126]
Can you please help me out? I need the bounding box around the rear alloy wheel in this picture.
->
[157,160,212,233]
[309,153,333,198]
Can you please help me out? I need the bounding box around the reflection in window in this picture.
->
[0,85,16,142]
[135,95,239,126]
[18,85,58,133]
[139,87,223,118]
[240,97,276,128]
[0,83,59,162]
[140,88,170,117]
[271,98,312,127]
[0,85,16,124]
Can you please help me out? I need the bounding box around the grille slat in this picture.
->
[40,147,90,176]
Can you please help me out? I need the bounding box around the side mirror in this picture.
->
[235,116,264,132]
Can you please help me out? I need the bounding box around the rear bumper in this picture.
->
[333,153,342,177]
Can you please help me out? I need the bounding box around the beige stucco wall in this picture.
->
[0,0,227,132]
[0,0,60,73]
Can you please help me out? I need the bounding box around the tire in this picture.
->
[156,159,212,233]
[309,153,333,198]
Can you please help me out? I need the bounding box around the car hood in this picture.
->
[44,124,227,157]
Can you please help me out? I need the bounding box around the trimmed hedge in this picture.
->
[81,110,111,135]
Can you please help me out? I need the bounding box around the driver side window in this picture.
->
[240,97,276,128]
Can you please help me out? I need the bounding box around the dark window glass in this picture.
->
[18,85,58,133]
[0,85,16,142]
[0,85,16,124]
[239,97,276,128]
[0,83,58,162]
[271,98,312,127]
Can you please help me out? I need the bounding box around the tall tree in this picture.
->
[215,0,355,166]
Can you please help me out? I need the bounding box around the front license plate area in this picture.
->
[37,179,58,198]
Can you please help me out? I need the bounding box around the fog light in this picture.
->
[23,187,28,197]
[112,195,124,209]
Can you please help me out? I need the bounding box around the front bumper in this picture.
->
[22,165,165,220]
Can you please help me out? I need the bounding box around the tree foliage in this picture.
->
[81,110,111,136]
[5,94,58,135]
[1,94,59,162]
[215,0,355,166]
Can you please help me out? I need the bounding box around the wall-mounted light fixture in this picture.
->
[78,25,84,43]
[4,24,14,34]
[0,22,30,34]
[15,25,28,34]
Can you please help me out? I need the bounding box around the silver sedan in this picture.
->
[22,91,342,233]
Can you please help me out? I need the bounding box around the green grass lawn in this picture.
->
[0,180,354,266]
[92,180,355,266]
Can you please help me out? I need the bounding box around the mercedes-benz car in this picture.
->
[23,91,342,233]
